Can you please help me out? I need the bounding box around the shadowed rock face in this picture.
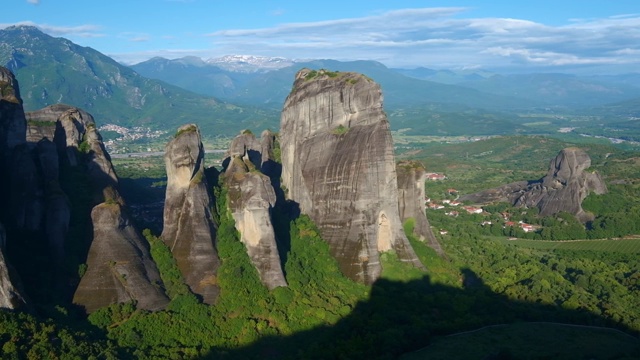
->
[0,224,26,309]
[73,203,169,313]
[162,124,220,304]
[396,161,445,257]
[226,131,262,169]
[225,130,280,176]
[0,67,26,153]
[258,130,280,178]
[225,133,287,290]
[24,104,168,312]
[1,68,167,311]
[26,105,117,266]
[280,69,424,284]
[0,68,28,309]
[460,147,607,222]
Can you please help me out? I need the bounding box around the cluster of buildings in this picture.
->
[427,197,539,236]
[425,198,482,215]
[99,124,168,153]
[425,172,447,181]
[425,172,540,237]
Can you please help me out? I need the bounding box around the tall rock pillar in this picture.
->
[396,161,445,257]
[224,131,287,290]
[161,124,220,303]
[280,69,424,284]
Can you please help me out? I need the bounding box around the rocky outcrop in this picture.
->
[1,67,167,311]
[258,130,280,178]
[0,221,27,310]
[161,124,220,304]
[23,104,168,312]
[0,67,26,153]
[226,130,263,169]
[73,203,168,313]
[25,105,116,266]
[225,129,280,177]
[396,161,445,257]
[280,69,424,284]
[0,67,28,309]
[460,147,607,221]
[224,133,287,290]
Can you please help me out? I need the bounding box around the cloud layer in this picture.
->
[203,8,640,72]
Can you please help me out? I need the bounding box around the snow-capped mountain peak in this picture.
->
[205,55,296,73]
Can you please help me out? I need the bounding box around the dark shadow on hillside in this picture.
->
[203,268,639,360]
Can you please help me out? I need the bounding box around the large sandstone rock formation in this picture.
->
[0,67,168,311]
[23,105,171,312]
[162,124,220,304]
[280,69,424,284]
[396,161,445,257]
[460,147,607,221]
[224,132,287,289]
[0,68,29,309]
[0,67,26,153]
[74,203,168,313]
[0,224,26,309]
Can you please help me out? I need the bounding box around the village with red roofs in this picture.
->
[425,173,540,237]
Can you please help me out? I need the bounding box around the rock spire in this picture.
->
[280,69,424,284]
[161,124,220,303]
[396,161,445,256]
[224,131,287,289]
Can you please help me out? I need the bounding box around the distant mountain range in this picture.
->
[0,25,279,136]
[2,24,639,139]
[133,56,640,114]
[132,57,539,112]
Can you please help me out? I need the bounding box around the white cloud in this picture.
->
[13,7,637,72]
[118,32,151,43]
[26,0,40,4]
[270,9,285,17]
[199,8,640,71]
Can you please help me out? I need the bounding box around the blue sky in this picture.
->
[3,0,640,73]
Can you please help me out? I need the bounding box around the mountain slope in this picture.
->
[130,56,255,98]
[0,26,278,136]
[457,73,640,109]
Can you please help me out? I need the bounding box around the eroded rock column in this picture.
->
[280,69,424,284]
[161,124,220,303]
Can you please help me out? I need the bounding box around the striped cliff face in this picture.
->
[280,69,424,284]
